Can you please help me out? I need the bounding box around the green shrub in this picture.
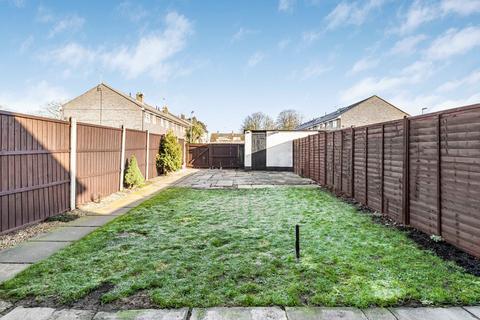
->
[156,130,182,174]
[125,155,144,188]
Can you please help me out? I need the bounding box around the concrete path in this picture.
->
[0,169,196,283]
[1,306,480,320]
[176,169,315,189]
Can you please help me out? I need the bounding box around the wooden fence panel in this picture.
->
[125,129,147,179]
[318,132,326,185]
[76,123,121,205]
[366,125,383,212]
[341,130,352,195]
[148,133,163,179]
[408,116,439,235]
[326,132,334,187]
[383,120,404,220]
[353,128,367,205]
[0,112,70,234]
[440,108,480,256]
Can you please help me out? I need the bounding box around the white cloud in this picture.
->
[278,38,291,50]
[36,6,54,23]
[19,35,34,53]
[340,60,434,103]
[325,0,385,29]
[232,27,256,42]
[0,81,69,113]
[116,1,148,22]
[349,57,379,75]
[301,30,322,45]
[49,14,85,38]
[441,0,480,15]
[299,63,330,80]
[247,52,265,67]
[436,69,480,92]
[390,34,427,55]
[425,26,480,60]
[395,0,480,34]
[47,11,193,81]
[278,0,295,12]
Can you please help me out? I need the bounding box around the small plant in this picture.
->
[430,234,444,243]
[156,130,182,174]
[125,155,144,188]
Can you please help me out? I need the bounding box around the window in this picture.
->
[332,120,338,128]
[145,113,151,123]
[152,116,157,124]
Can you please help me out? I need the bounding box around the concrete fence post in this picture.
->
[69,117,77,210]
[145,130,150,180]
[119,126,126,191]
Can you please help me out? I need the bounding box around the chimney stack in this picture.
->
[136,92,144,103]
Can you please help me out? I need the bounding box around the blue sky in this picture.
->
[1,0,480,132]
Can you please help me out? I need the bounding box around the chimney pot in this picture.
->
[136,92,144,103]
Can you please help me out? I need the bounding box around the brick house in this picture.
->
[62,83,191,137]
[296,95,409,130]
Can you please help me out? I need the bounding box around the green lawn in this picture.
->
[1,187,479,308]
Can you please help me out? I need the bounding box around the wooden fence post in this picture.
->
[436,115,442,236]
[323,132,327,185]
[145,130,150,180]
[364,127,369,206]
[340,130,343,193]
[351,127,355,198]
[69,117,77,210]
[119,125,126,191]
[381,124,385,213]
[402,117,410,225]
[332,132,335,189]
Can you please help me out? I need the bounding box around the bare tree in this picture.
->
[36,101,64,119]
[276,109,303,130]
[241,112,276,131]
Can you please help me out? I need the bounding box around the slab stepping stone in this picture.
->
[286,307,367,320]
[31,227,98,242]
[66,215,117,227]
[0,263,30,283]
[0,241,71,264]
[49,309,95,320]
[93,309,188,320]
[362,308,396,320]
[0,307,55,320]
[190,307,287,320]
[463,306,480,317]
[390,307,478,320]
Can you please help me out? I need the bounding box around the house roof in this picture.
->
[99,83,191,127]
[296,95,406,130]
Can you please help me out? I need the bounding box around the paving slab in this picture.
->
[0,306,55,320]
[31,227,98,242]
[362,308,396,320]
[191,307,287,320]
[0,263,30,282]
[0,300,12,313]
[66,215,118,227]
[0,241,71,263]
[463,306,480,317]
[286,307,367,320]
[390,307,478,320]
[49,309,96,320]
[93,308,189,320]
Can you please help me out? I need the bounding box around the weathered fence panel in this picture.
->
[0,111,70,233]
[125,129,147,178]
[75,123,122,205]
[294,103,480,257]
[148,133,163,179]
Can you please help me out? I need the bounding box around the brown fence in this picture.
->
[187,143,244,169]
[0,112,71,233]
[293,103,480,257]
[0,110,187,233]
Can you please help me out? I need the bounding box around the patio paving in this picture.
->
[1,306,480,320]
[176,169,315,188]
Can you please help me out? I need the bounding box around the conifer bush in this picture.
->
[124,155,144,188]
[157,130,182,174]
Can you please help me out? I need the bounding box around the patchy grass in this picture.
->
[1,187,479,308]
